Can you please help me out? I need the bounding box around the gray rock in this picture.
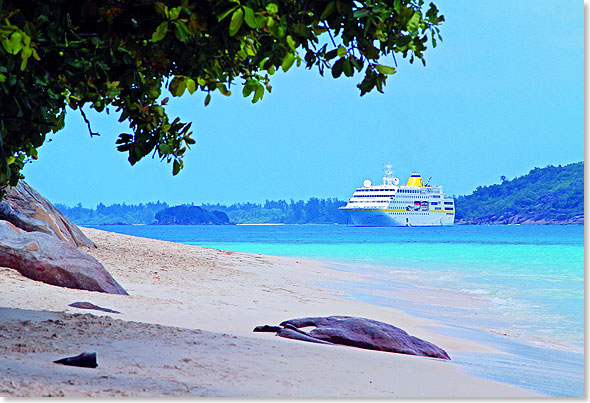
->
[0,220,127,295]
[0,180,95,248]
[255,316,450,360]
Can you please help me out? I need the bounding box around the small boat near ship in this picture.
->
[339,165,455,227]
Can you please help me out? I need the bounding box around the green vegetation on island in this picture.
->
[56,198,347,225]
[154,205,230,225]
[55,202,169,226]
[203,198,347,224]
[455,162,583,224]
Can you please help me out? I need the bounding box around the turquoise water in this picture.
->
[93,224,584,396]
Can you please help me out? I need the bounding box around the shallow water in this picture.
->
[93,224,584,396]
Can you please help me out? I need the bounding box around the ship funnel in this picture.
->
[406,172,425,187]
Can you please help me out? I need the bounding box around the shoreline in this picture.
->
[314,260,583,355]
[0,227,540,397]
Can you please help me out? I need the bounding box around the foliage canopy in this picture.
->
[0,0,443,194]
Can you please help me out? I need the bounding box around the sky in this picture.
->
[23,0,583,207]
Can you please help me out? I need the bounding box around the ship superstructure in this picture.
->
[339,164,455,226]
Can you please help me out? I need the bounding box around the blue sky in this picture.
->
[23,0,583,207]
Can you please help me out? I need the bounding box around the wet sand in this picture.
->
[0,227,538,397]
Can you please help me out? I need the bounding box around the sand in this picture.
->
[0,227,538,397]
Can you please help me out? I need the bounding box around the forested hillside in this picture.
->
[455,162,583,224]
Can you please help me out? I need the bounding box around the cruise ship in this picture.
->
[339,165,455,226]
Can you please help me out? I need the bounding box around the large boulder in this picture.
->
[0,180,95,248]
[0,220,127,295]
[255,316,450,360]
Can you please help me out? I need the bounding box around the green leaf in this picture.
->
[3,32,23,55]
[407,11,421,31]
[217,84,231,96]
[154,2,168,17]
[336,45,347,58]
[204,93,211,106]
[174,21,192,42]
[186,78,196,94]
[281,53,295,72]
[169,6,181,20]
[229,8,244,36]
[353,8,369,18]
[342,59,353,77]
[242,80,254,97]
[254,15,267,28]
[159,144,171,154]
[217,5,239,21]
[173,160,181,175]
[253,85,264,103]
[243,7,256,28]
[331,58,344,78]
[325,49,338,60]
[320,2,335,19]
[152,22,168,42]
[365,45,380,59]
[374,64,396,75]
[286,35,296,50]
[174,79,187,96]
[266,3,278,14]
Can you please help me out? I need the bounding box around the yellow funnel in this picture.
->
[406,173,425,187]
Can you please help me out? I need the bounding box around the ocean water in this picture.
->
[93,224,584,396]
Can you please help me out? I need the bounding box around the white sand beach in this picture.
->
[0,227,538,397]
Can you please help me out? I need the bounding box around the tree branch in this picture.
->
[323,22,337,47]
[79,107,100,137]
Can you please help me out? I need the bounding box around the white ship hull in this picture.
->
[341,166,455,227]
[343,209,454,227]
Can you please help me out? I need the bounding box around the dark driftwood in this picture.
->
[253,325,282,333]
[68,302,121,314]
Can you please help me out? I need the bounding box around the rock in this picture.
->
[68,302,121,314]
[54,352,98,368]
[0,180,95,248]
[0,220,127,295]
[255,316,450,360]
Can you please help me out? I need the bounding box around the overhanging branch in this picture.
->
[79,107,100,137]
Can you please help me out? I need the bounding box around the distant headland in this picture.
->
[454,162,583,225]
